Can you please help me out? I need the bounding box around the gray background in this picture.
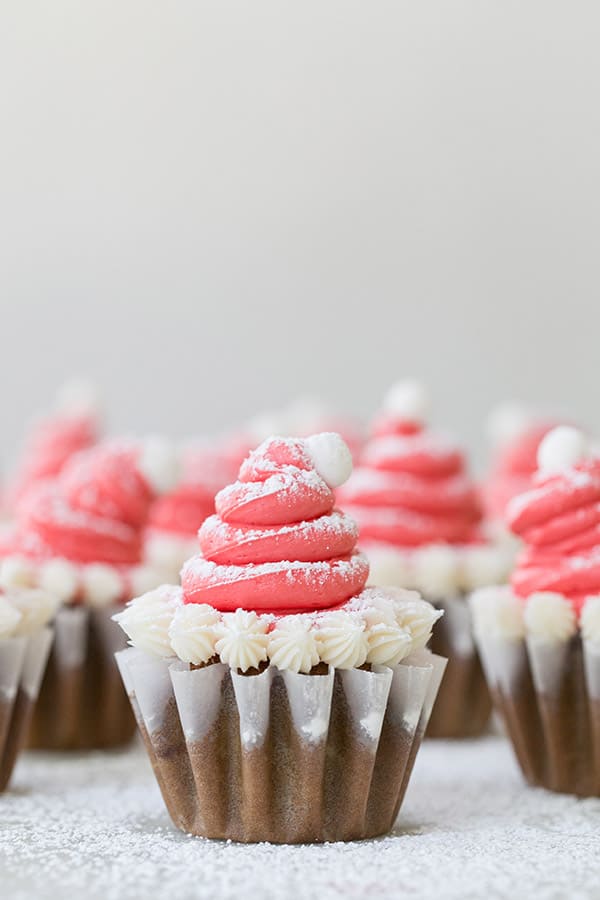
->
[1,1,598,463]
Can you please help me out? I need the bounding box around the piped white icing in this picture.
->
[10,588,60,636]
[304,433,353,489]
[315,611,368,669]
[268,615,320,674]
[580,596,600,644]
[39,558,79,602]
[214,609,269,672]
[537,426,589,474]
[469,586,525,641]
[114,585,183,657]
[81,564,122,608]
[395,596,443,650]
[523,592,577,642]
[168,603,220,665]
[411,544,460,599]
[0,556,37,591]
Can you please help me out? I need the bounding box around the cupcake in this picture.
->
[5,379,101,514]
[0,586,57,790]
[471,426,600,796]
[0,438,177,750]
[482,403,561,532]
[144,436,247,582]
[115,433,446,843]
[337,381,511,738]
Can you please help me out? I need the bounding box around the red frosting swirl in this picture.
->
[8,411,98,510]
[508,459,600,610]
[147,439,245,537]
[181,436,368,613]
[11,442,157,566]
[338,415,481,547]
[483,421,557,521]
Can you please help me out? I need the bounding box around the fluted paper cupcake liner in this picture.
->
[476,633,600,796]
[0,627,53,791]
[28,605,135,750]
[116,648,447,843]
[426,594,492,738]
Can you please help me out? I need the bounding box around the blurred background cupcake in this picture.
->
[0,438,178,750]
[116,433,446,842]
[0,584,56,790]
[338,380,511,738]
[472,426,600,796]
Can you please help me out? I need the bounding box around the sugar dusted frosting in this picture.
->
[4,440,175,607]
[181,435,369,614]
[508,428,600,612]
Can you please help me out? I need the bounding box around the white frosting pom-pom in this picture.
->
[304,432,353,489]
[55,378,100,416]
[382,379,429,422]
[523,592,577,642]
[0,556,37,590]
[81,564,122,608]
[486,403,530,446]
[580,596,600,645]
[139,437,181,495]
[39,558,79,602]
[537,426,589,474]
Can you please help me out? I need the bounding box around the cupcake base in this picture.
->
[426,595,492,739]
[0,628,53,791]
[477,634,600,797]
[116,648,446,843]
[28,606,135,751]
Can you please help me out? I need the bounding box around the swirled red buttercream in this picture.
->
[508,459,600,610]
[338,414,481,547]
[181,436,368,613]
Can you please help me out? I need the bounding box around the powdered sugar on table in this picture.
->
[2,736,598,900]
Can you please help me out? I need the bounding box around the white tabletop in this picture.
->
[2,735,598,900]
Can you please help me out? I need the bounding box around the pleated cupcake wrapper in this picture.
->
[116,647,447,843]
[28,605,135,751]
[0,627,53,792]
[426,594,492,738]
[476,632,600,796]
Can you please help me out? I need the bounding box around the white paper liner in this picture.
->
[281,668,334,745]
[53,606,89,670]
[170,661,227,742]
[339,666,393,747]
[231,667,273,750]
[0,637,27,704]
[116,647,447,841]
[20,627,53,698]
[583,639,600,700]
[438,594,476,657]
[399,650,447,733]
[118,650,174,735]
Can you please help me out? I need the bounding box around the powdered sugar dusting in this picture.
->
[3,739,599,900]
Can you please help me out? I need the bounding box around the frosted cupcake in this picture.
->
[5,380,101,515]
[0,438,177,750]
[338,381,511,738]
[145,436,247,582]
[115,433,445,843]
[0,586,56,790]
[482,404,561,534]
[471,426,600,796]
